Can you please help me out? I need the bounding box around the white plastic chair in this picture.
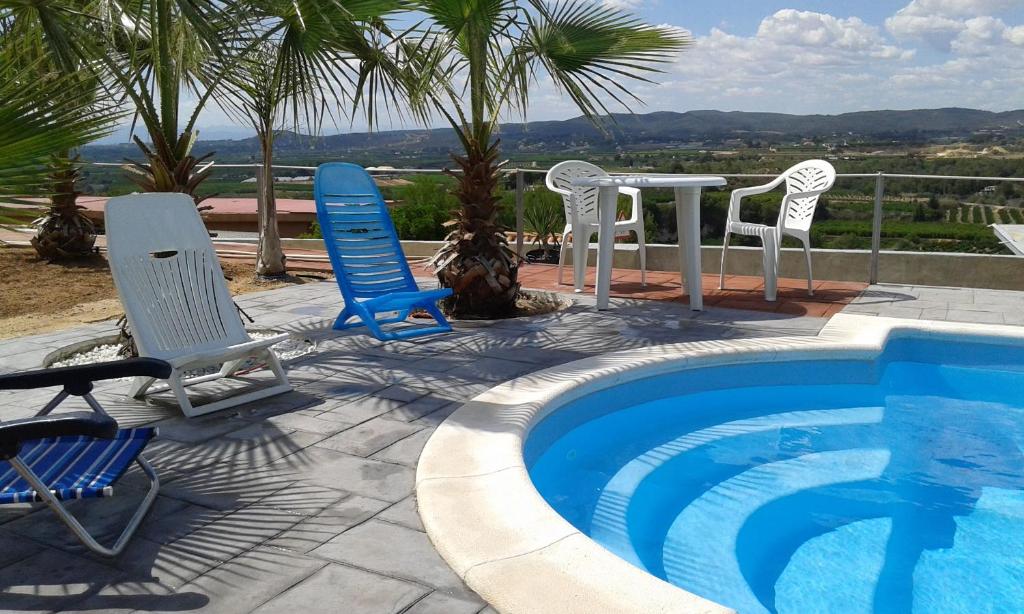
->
[545,160,647,286]
[105,193,292,417]
[720,160,836,298]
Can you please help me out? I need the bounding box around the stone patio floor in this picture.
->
[0,276,1020,613]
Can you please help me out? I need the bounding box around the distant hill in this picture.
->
[82,108,1024,163]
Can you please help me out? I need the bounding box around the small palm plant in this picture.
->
[523,190,563,262]
[0,3,120,259]
[0,59,119,206]
[406,0,689,317]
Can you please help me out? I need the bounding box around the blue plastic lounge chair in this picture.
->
[314,162,453,341]
[0,357,171,556]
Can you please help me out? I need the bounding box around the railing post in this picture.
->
[870,171,885,285]
[515,169,526,258]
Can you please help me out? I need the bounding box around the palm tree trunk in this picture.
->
[434,137,519,317]
[255,132,286,278]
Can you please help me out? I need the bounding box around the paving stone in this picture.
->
[149,547,327,614]
[0,527,45,568]
[948,309,1005,324]
[266,495,390,553]
[371,429,435,467]
[404,591,486,614]
[373,384,429,403]
[315,417,422,457]
[376,496,423,532]
[385,396,453,422]
[311,520,472,599]
[0,547,126,612]
[314,395,408,424]
[58,579,208,614]
[258,410,352,436]
[250,562,427,614]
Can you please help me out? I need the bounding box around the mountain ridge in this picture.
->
[82,107,1024,162]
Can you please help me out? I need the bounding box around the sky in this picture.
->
[109,0,1024,142]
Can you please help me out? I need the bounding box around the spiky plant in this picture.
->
[0,59,118,235]
[407,0,689,317]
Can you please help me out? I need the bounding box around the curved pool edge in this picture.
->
[416,314,1024,614]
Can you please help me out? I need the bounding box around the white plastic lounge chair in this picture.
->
[720,160,836,299]
[545,160,647,287]
[0,357,170,556]
[105,193,292,417]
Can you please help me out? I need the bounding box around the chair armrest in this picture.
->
[0,411,118,459]
[546,184,572,197]
[0,358,172,394]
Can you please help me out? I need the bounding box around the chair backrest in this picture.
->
[106,193,251,361]
[780,159,836,232]
[313,163,419,301]
[545,160,609,226]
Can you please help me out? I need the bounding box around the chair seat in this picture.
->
[0,428,156,503]
[727,221,775,237]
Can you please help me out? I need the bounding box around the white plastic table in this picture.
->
[570,174,727,311]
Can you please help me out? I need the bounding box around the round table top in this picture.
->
[571,174,727,188]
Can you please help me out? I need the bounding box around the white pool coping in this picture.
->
[416,314,1024,613]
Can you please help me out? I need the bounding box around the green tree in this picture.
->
[0,2,120,259]
[223,0,407,277]
[408,0,688,317]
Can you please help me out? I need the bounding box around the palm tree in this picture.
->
[224,0,407,278]
[4,0,244,205]
[406,0,689,317]
[0,58,119,204]
[0,1,116,259]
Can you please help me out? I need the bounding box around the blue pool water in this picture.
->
[526,336,1024,613]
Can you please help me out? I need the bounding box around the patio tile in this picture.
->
[315,417,423,457]
[58,579,208,614]
[371,429,435,466]
[311,519,473,599]
[250,562,427,614]
[948,309,1005,324]
[150,547,327,614]
[377,496,424,532]
[264,446,415,503]
[404,591,485,614]
[0,548,126,612]
[266,495,390,554]
[313,395,408,425]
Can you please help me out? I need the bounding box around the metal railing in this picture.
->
[86,162,1024,285]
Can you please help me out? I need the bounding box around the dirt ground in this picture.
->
[0,247,324,340]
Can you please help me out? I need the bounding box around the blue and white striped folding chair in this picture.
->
[0,358,170,556]
[314,162,453,341]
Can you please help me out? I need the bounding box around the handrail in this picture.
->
[83,160,1023,283]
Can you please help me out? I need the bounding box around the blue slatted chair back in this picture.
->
[314,163,419,302]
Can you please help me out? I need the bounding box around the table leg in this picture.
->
[595,186,618,310]
[675,187,704,311]
[572,226,586,295]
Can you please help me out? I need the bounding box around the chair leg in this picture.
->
[128,376,155,399]
[636,227,647,287]
[332,306,355,330]
[557,231,569,285]
[264,349,292,390]
[803,239,814,296]
[7,453,159,557]
[761,232,778,302]
[167,371,199,418]
[423,303,453,332]
[719,232,731,290]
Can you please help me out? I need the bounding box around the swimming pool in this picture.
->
[417,315,1024,613]
[527,335,1024,613]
